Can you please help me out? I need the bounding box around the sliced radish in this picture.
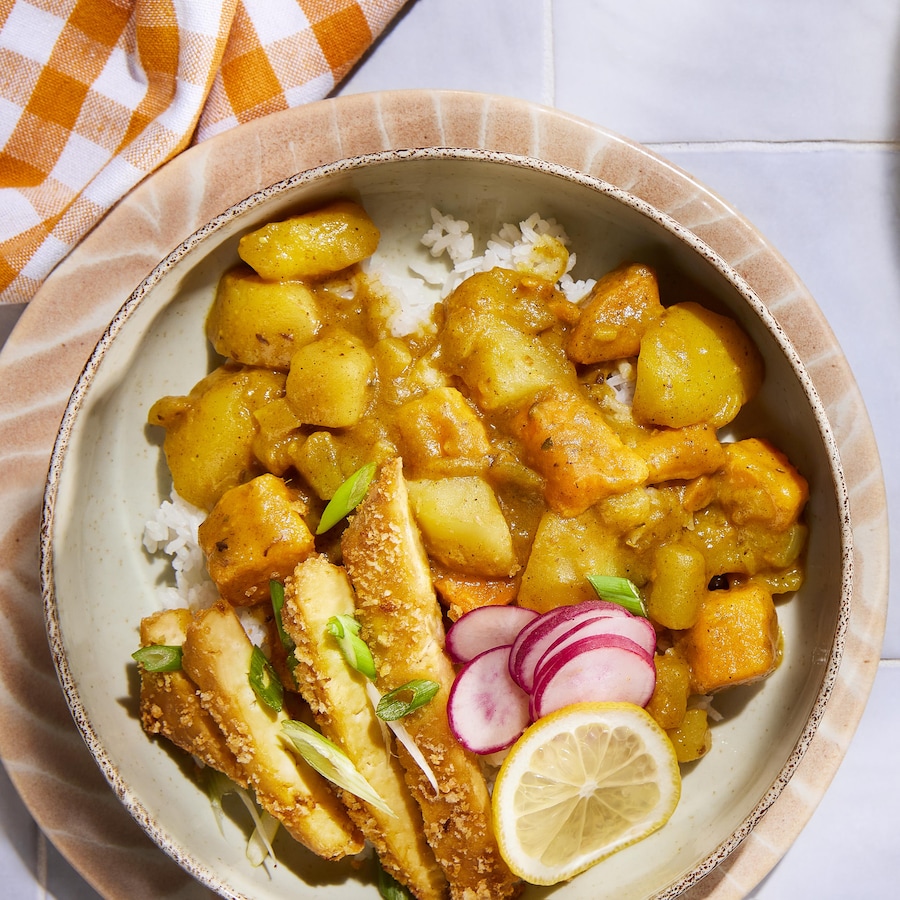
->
[529,633,657,720]
[447,645,531,754]
[534,613,657,685]
[508,601,633,693]
[445,605,540,664]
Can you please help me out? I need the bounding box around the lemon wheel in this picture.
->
[492,701,681,886]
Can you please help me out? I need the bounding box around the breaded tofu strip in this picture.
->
[182,600,364,860]
[138,608,247,787]
[341,458,520,900]
[283,556,449,900]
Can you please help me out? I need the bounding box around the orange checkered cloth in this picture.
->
[0,0,408,305]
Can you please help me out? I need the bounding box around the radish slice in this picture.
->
[529,633,657,720]
[508,601,633,693]
[447,645,531,754]
[534,613,657,686]
[445,605,540,664]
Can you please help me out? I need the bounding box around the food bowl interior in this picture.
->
[46,151,846,900]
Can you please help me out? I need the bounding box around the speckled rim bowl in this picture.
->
[41,147,851,900]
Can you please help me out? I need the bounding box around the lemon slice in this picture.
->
[492,701,681,885]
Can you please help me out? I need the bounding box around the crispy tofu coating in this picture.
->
[138,608,247,787]
[182,600,364,859]
[341,458,520,900]
[283,556,449,900]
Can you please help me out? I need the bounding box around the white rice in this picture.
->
[416,208,596,303]
[143,489,218,612]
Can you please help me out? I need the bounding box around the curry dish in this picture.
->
[138,200,808,899]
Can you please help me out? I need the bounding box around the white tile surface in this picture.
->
[2,0,897,897]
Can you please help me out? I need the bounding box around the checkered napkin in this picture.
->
[0,0,407,305]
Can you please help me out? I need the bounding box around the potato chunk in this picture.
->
[632,302,763,428]
[251,397,306,476]
[182,600,363,859]
[566,262,664,363]
[205,267,320,368]
[645,649,692,731]
[676,581,780,694]
[393,386,492,476]
[455,317,576,412]
[512,387,649,516]
[286,327,374,428]
[407,476,518,578]
[198,474,316,605]
[440,268,578,412]
[666,708,711,763]
[518,507,638,612]
[148,364,285,510]
[137,609,246,787]
[647,542,707,630]
[238,200,380,280]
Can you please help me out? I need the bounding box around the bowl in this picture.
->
[41,145,851,899]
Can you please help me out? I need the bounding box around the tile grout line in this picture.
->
[542,0,556,108]
[647,139,900,152]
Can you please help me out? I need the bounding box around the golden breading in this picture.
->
[182,600,364,860]
[283,556,448,900]
[138,608,246,787]
[341,458,520,900]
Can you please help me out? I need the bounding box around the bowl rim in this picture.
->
[40,145,853,900]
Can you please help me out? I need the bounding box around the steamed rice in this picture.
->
[416,209,596,303]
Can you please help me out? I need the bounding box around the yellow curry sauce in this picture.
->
[147,199,808,770]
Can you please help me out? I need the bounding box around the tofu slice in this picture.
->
[138,608,246,787]
[181,600,363,860]
[283,556,448,900]
[341,458,520,900]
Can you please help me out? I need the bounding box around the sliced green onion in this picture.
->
[270,580,295,652]
[245,807,280,868]
[376,855,414,899]
[316,461,377,534]
[327,614,377,680]
[204,768,235,835]
[376,679,440,721]
[282,720,394,816]
[587,574,647,617]
[132,644,183,672]
[270,580,299,683]
[249,646,284,712]
[365,681,438,793]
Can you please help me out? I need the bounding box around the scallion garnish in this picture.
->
[249,645,284,712]
[270,580,294,653]
[326,614,377,680]
[132,644,183,672]
[270,580,299,681]
[316,461,377,534]
[282,720,394,816]
[587,574,647,617]
[375,679,440,721]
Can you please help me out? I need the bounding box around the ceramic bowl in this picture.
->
[41,146,851,900]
